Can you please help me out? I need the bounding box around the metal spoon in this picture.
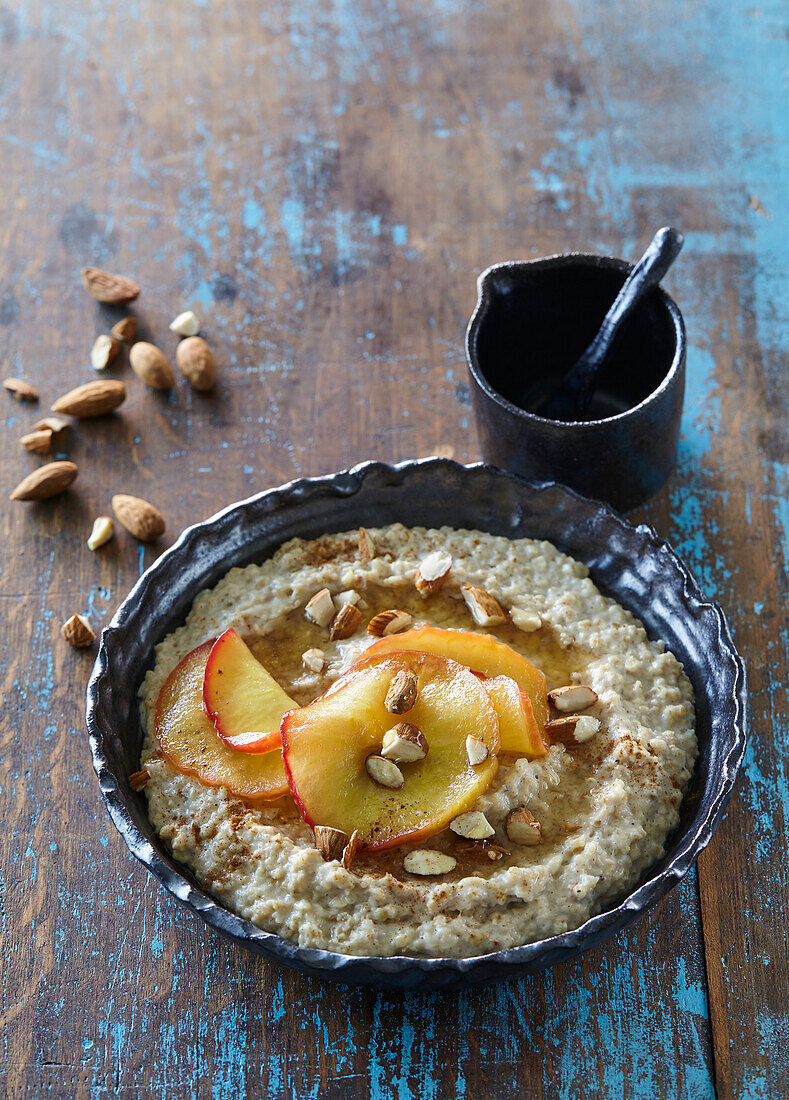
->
[538,226,684,422]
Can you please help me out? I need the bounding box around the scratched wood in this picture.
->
[0,0,785,1096]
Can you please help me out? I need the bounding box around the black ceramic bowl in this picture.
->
[466,255,686,512]
[86,460,745,990]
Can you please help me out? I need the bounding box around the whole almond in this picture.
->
[11,461,78,501]
[176,336,216,391]
[112,494,165,541]
[52,380,126,418]
[21,428,53,455]
[130,342,174,392]
[4,378,39,402]
[110,316,138,342]
[81,267,141,304]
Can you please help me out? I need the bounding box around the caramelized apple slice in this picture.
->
[203,628,298,753]
[481,676,548,757]
[281,651,499,850]
[155,640,289,801]
[354,624,549,730]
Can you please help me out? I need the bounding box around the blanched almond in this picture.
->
[506,806,542,846]
[314,825,349,862]
[52,380,126,418]
[365,754,404,789]
[87,516,114,550]
[414,550,452,597]
[465,735,489,766]
[11,461,78,501]
[329,602,364,641]
[61,613,95,648]
[305,588,335,628]
[384,669,418,714]
[381,722,427,763]
[367,609,412,637]
[130,342,174,391]
[112,494,165,541]
[460,583,507,627]
[169,310,200,337]
[548,685,598,712]
[403,850,457,876]
[449,811,495,840]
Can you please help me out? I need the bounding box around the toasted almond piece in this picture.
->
[449,811,495,840]
[572,715,600,742]
[314,825,349,862]
[129,769,150,791]
[367,609,413,637]
[336,589,361,606]
[506,806,542,846]
[384,669,418,715]
[81,267,140,304]
[455,841,510,864]
[305,588,335,628]
[90,334,121,371]
[21,428,53,454]
[11,461,78,501]
[176,336,216,391]
[414,549,452,597]
[460,583,507,627]
[465,735,489,766]
[358,526,374,561]
[329,602,364,641]
[130,342,174,392]
[365,754,405,789]
[33,416,69,438]
[52,379,126,418]
[341,829,361,870]
[110,316,138,342]
[61,613,95,648]
[302,648,325,673]
[510,607,543,633]
[3,377,39,402]
[403,850,457,876]
[548,685,599,712]
[544,715,600,745]
[381,722,428,763]
[112,494,166,541]
[169,310,201,337]
[88,515,114,550]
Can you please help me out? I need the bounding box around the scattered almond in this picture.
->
[506,807,542,846]
[61,613,95,648]
[548,685,599,712]
[52,379,126,418]
[11,461,78,501]
[572,715,600,742]
[329,602,364,641]
[129,769,150,792]
[544,714,602,745]
[90,334,121,371]
[4,378,39,402]
[449,811,495,840]
[314,825,349,862]
[130,342,174,392]
[81,267,141,304]
[381,722,428,763]
[460,583,507,627]
[358,526,374,561]
[341,829,360,870]
[384,669,418,715]
[112,494,166,541]
[88,515,114,551]
[510,607,542,633]
[176,336,216,391]
[110,316,138,342]
[455,841,510,864]
[414,550,452,597]
[305,588,335,628]
[465,735,489,766]
[365,754,405,789]
[336,589,361,607]
[170,310,201,337]
[21,428,52,455]
[367,609,413,637]
[33,416,69,439]
[403,850,457,876]
[302,648,325,673]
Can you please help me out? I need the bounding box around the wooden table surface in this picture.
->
[1,0,786,1096]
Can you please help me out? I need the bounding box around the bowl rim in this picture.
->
[85,458,746,985]
[465,253,687,428]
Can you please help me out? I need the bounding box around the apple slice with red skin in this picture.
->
[481,675,548,758]
[203,627,298,753]
[353,624,549,731]
[281,650,500,850]
[155,639,289,801]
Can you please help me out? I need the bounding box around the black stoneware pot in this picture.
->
[466,255,686,512]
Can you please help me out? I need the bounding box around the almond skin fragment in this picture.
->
[380,722,428,763]
[176,336,216,391]
[81,267,141,304]
[305,588,335,628]
[329,602,364,641]
[403,850,457,876]
[61,613,95,648]
[414,550,452,597]
[110,316,138,342]
[90,335,121,371]
[548,685,599,712]
[384,669,418,714]
[358,526,374,561]
[365,754,405,789]
[129,769,150,792]
[341,829,361,870]
[460,583,507,627]
[4,378,38,402]
[506,806,542,846]
[130,342,175,392]
[11,461,78,501]
[367,609,413,637]
[449,811,495,840]
[52,380,126,418]
[314,825,349,862]
[111,494,165,541]
[21,428,53,455]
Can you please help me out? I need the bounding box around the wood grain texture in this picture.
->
[0,0,785,1096]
